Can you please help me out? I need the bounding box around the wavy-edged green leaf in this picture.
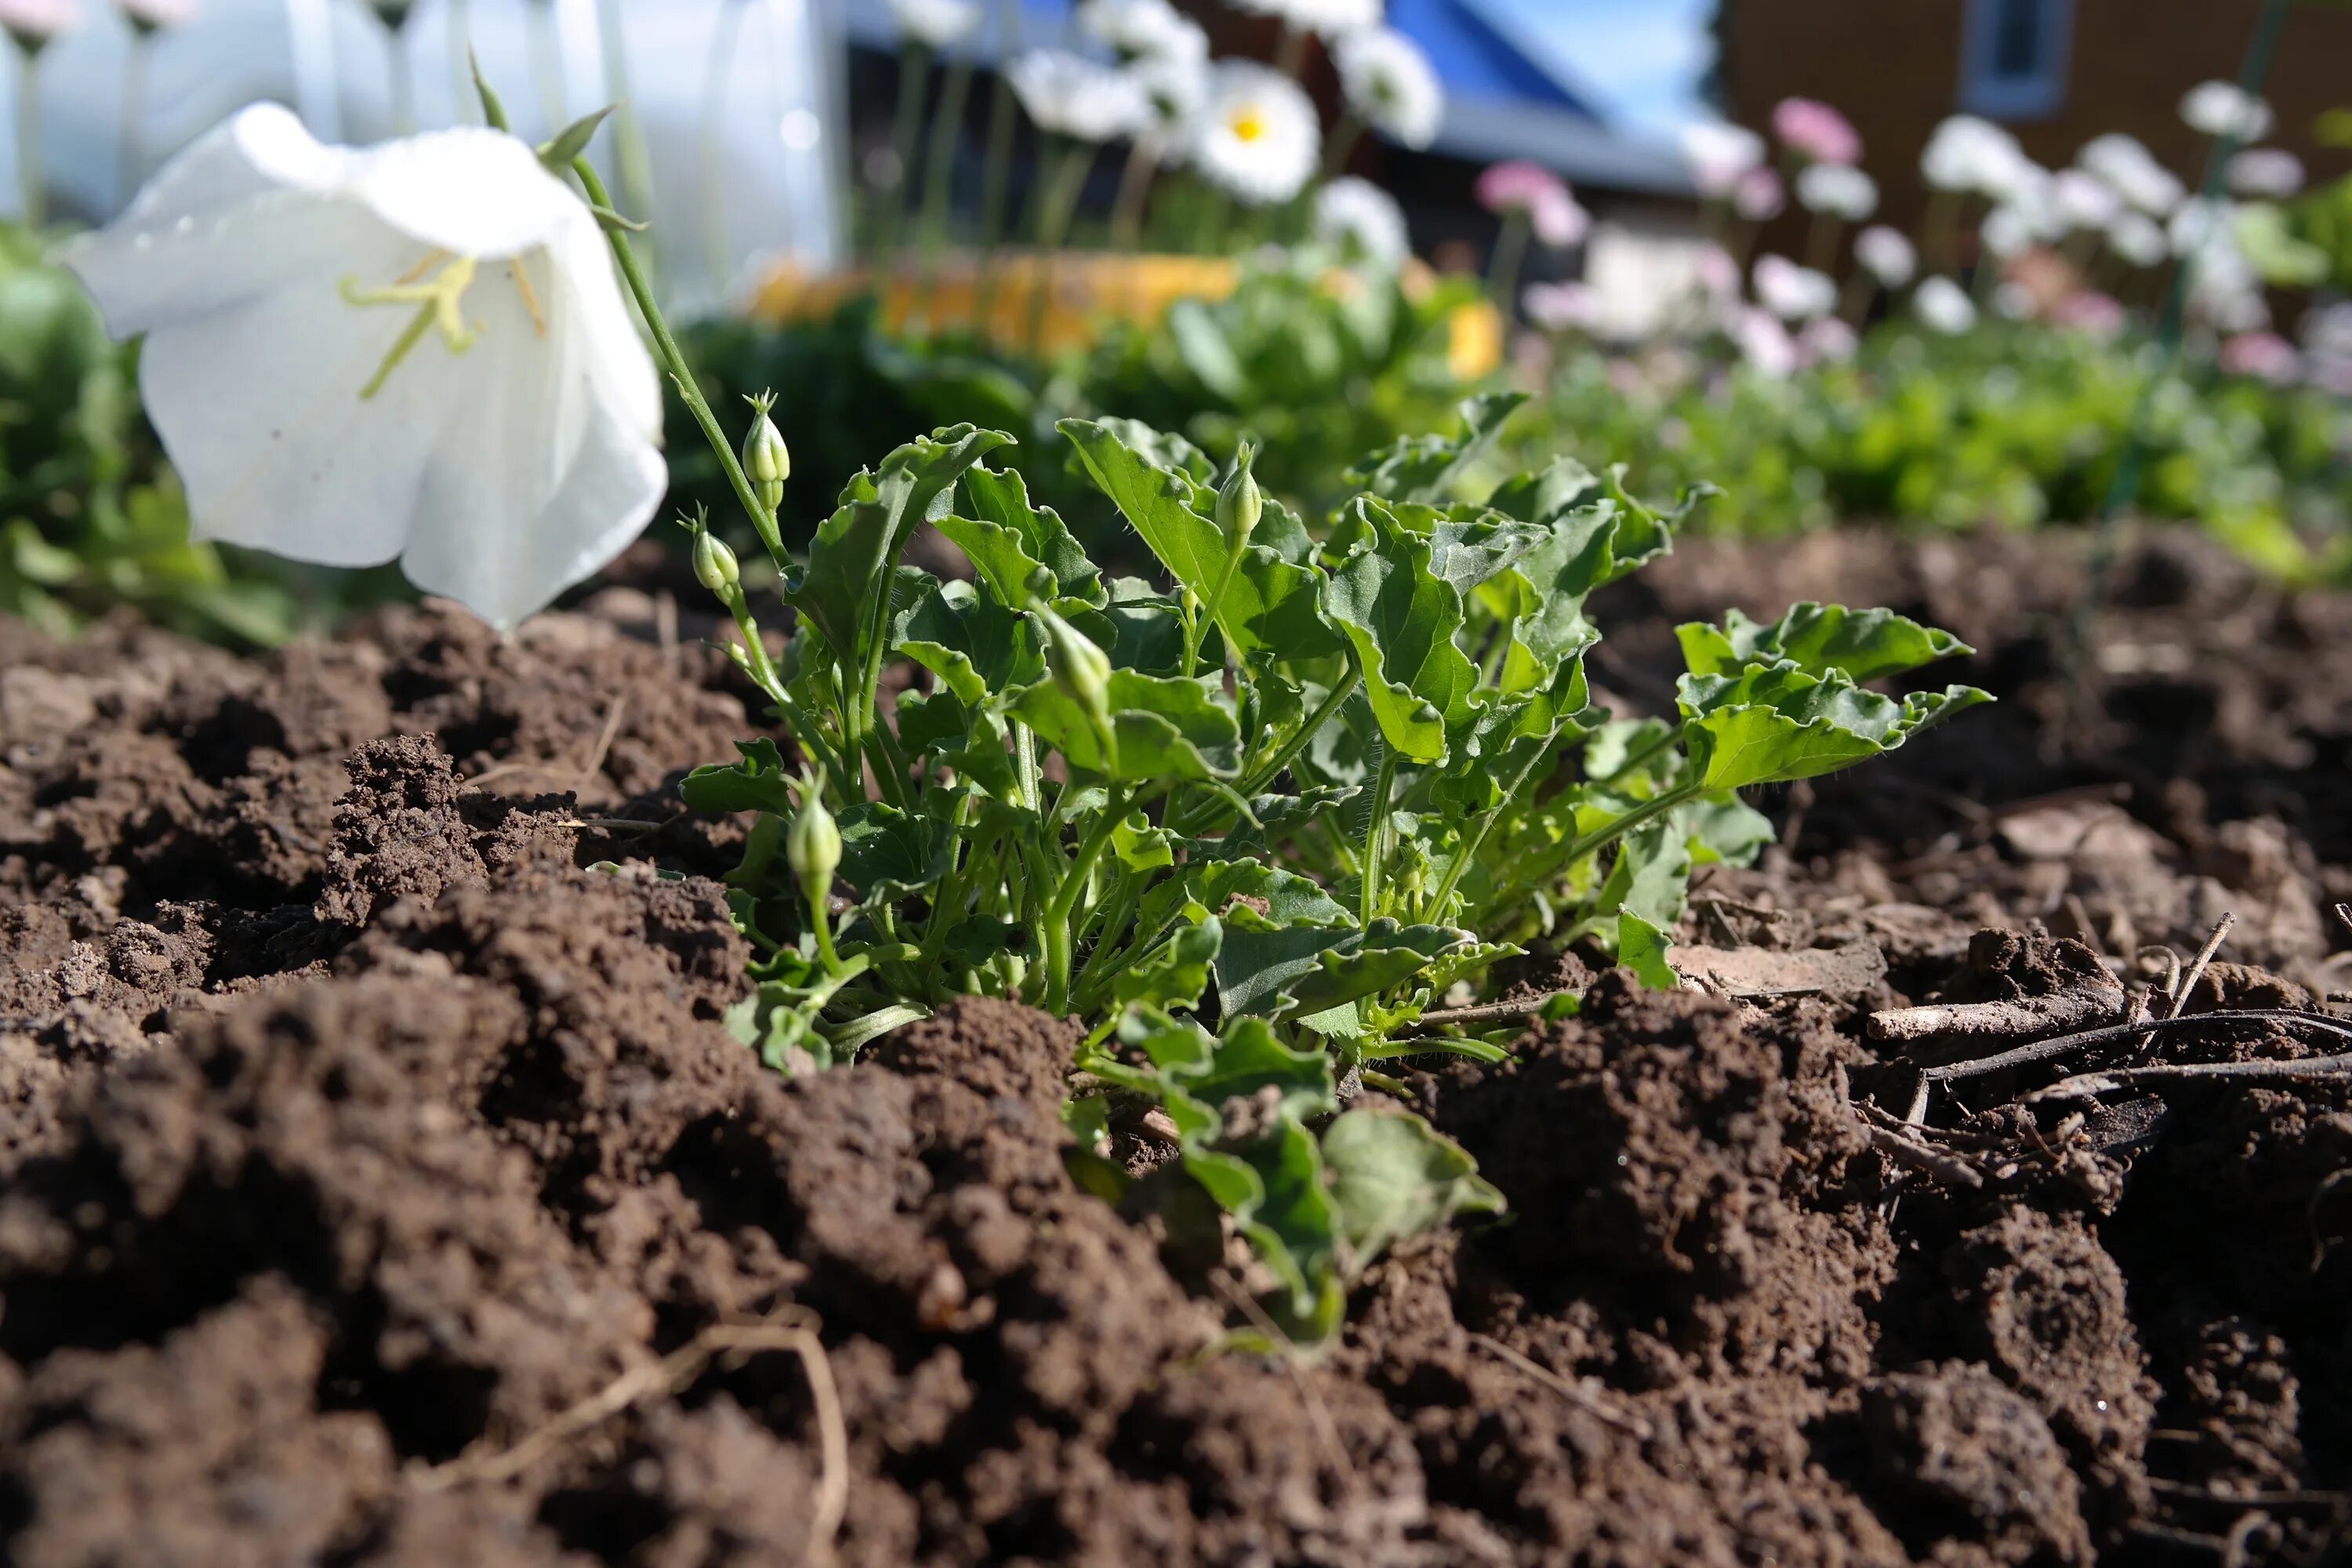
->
[949,461,1105,608]
[1011,668,1242,782]
[1058,418,1341,663]
[1677,602,1973,684]
[834,800,955,901]
[1319,495,1483,764]
[1680,662,1992,789]
[1345,391,1528,504]
[1617,909,1679,989]
[679,738,797,815]
[1216,916,1476,1026]
[892,576,1040,705]
[1323,1109,1504,1274]
[1114,916,1221,1011]
[785,425,1011,666]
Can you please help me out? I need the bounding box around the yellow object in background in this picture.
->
[747,251,1503,378]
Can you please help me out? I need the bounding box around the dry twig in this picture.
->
[413,1315,849,1561]
[1468,1334,1653,1439]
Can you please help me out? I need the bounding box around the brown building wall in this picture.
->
[1721,0,2352,240]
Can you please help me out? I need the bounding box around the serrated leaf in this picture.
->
[1216,916,1475,1025]
[1114,916,1221,1011]
[1618,910,1679,989]
[1320,495,1483,764]
[1680,662,1992,790]
[942,463,1106,609]
[785,425,1012,667]
[1323,1109,1505,1275]
[1345,391,1528,504]
[679,737,797,815]
[1058,418,1341,664]
[893,576,1040,705]
[1111,809,1176,872]
[1011,668,1242,782]
[834,800,955,901]
[1676,602,1973,683]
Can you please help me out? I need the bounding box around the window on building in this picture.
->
[1960,0,2075,119]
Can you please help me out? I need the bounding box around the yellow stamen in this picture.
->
[394,247,451,286]
[1231,108,1267,143]
[509,259,547,338]
[340,255,482,401]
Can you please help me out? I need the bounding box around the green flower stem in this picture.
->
[1359,742,1397,926]
[1560,779,1704,873]
[1040,782,1132,1014]
[1026,136,1095,357]
[1183,535,1247,676]
[118,34,148,208]
[594,0,661,274]
[1170,665,1362,838]
[697,0,749,292]
[1108,136,1159,252]
[565,156,782,564]
[1804,210,1843,276]
[1594,720,1689,792]
[913,52,977,326]
[1320,111,1363,180]
[16,43,43,230]
[877,42,933,270]
[2074,0,2289,656]
[1013,719,1041,811]
[1486,211,1530,321]
[916,790,985,977]
[1274,22,1308,78]
[971,0,1022,325]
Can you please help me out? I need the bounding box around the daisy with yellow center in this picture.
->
[1190,62,1319,207]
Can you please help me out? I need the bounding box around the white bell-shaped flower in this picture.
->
[63,103,665,631]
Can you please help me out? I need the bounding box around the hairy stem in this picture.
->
[1359,743,1396,926]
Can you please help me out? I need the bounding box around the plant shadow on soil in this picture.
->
[1,527,2347,1566]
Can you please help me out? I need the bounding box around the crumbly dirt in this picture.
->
[2,529,2349,1566]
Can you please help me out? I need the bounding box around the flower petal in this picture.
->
[342,127,584,260]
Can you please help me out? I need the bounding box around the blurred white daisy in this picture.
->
[1227,0,1380,39]
[1333,26,1443,150]
[1795,162,1876,220]
[1315,176,1410,267]
[1798,316,1857,365]
[1913,276,1977,335]
[1523,280,1604,334]
[1077,0,1207,63]
[886,0,982,49]
[2079,133,2183,215]
[1731,307,1798,378]
[1129,53,1209,151]
[1921,115,2024,196]
[0,0,78,45]
[2180,80,2273,142]
[2106,209,2168,268]
[2230,148,2304,198]
[120,0,196,31]
[1191,61,1320,205]
[1853,226,1915,287]
[2051,169,2120,230]
[1009,49,1151,143]
[1752,255,1836,321]
[1680,120,1765,198]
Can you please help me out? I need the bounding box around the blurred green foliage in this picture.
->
[1521,320,2352,582]
[0,222,312,644]
[666,251,1483,563]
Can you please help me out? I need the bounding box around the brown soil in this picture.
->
[2,528,2348,1566]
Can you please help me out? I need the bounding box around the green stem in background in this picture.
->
[971,0,1022,330]
[808,887,844,975]
[1594,720,1689,793]
[118,32,148,209]
[595,0,661,280]
[1200,184,1234,256]
[876,42,933,274]
[1184,533,1247,677]
[16,42,44,229]
[1559,781,1702,873]
[1107,135,1159,252]
[1486,210,1530,322]
[1025,136,1094,358]
[1040,783,1132,1015]
[2071,0,2290,663]
[913,51,976,329]
[1804,210,1843,276]
[1320,111,1363,180]
[1274,21,1308,78]
[386,25,417,133]
[1359,742,1396,927]
[697,0,750,298]
[446,0,476,122]
[527,0,568,131]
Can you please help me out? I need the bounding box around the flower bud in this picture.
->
[692,528,740,594]
[1216,441,1261,549]
[1038,604,1114,745]
[787,773,840,909]
[742,393,789,516]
